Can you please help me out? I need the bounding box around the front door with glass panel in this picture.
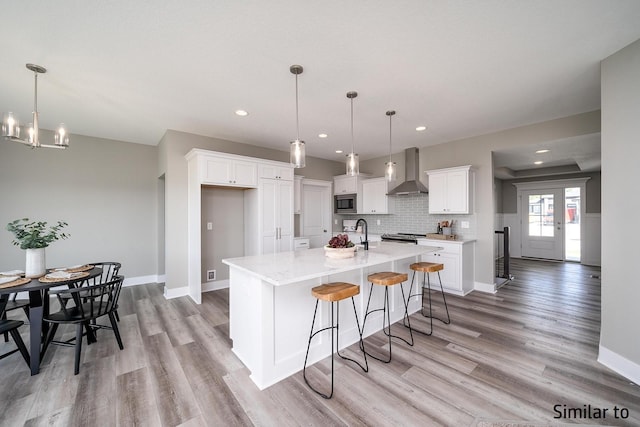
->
[521,189,564,260]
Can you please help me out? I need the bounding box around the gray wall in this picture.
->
[0,131,158,278]
[601,39,640,367]
[158,130,344,290]
[201,187,245,282]
[499,171,601,214]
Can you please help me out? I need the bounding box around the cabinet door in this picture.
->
[259,164,293,181]
[233,161,258,187]
[422,250,460,292]
[362,178,387,213]
[203,157,232,185]
[260,180,278,254]
[445,170,468,213]
[427,173,447,214]
[278,180,294,251]
[334,176,357,194]
[294,177,302,214]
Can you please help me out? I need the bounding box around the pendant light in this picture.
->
[289,65,305,168]
[346,91,359,176]
[385,110,397,182]
[2,64,69,149]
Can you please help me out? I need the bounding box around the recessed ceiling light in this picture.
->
[416,126,427,132]
[235,110,248,116]
[318,133,328,138]
[534,161,543,165]
[536,149,549,154]
[335,150,343,154]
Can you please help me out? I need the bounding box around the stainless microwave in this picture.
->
[334,194,357,213]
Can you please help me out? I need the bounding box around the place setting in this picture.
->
[0,269,30,289]
[38,264,94,283]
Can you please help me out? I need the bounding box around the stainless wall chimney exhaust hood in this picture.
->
[387,147,428,195]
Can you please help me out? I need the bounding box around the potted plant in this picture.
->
[6,218,69,278]
[324,234,356,259]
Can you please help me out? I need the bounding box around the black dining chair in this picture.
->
[42,275,125,375]
[0,320,30,367]
[0,296,30,367]
[2,293,29,342]
[86,262,122,321]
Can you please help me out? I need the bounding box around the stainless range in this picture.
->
[380,233,423,244]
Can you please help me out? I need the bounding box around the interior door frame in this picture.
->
[300,178,332,249]
[514,178,590,262]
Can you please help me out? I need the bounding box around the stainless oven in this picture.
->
[334,194,357,214]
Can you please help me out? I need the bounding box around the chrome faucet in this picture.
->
[355,218,369,250]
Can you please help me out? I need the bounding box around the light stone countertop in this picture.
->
[417,237,476,245]
[222,242,442,286]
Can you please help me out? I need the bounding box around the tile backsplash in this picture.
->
[334,193,476,239]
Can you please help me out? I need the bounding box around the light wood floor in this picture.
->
[1,259,638,427]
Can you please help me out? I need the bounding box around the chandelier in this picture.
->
[2,64,69,149]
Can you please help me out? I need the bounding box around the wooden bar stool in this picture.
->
[303,282,368,399]
[405,262,451,336]
[361,272,413,363]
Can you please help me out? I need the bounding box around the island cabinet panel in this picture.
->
[417,239,475,295]
[426,165,473,214]
[223,242,441,390]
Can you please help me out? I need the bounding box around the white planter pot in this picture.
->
[324,245,357,259]
[25,247,46,278]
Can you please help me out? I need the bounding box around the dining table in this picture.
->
[0,266,103,375]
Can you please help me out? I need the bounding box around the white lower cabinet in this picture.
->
[417,239,475,295]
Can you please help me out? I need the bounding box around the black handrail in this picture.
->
[495,226,511,279]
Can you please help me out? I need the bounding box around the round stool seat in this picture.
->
[410,262,444,273]
[311,282,360,302]
[367,272,408,286]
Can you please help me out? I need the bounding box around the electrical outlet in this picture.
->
[334,219,338,225]
[207,270,216,281]
[461,221,470,229]
[207,222,213,230]
[377,219,381,225]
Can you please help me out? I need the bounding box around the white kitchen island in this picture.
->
[222,242,442,390]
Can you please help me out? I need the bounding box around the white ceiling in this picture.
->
[2,1,639,164]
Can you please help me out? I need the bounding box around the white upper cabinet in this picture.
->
[361,177,394,214]
[259,164,294,181]
[426,165,474,214]
[202,156,258,187]
[332,173,372,195]
[333,175,358,195]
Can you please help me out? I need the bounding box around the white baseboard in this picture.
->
[202,279,229,292]
[474,281,497,294]
[598,345,640,385]
[123,274,163,287]
[163,285,189,300]
[163,279,229,300]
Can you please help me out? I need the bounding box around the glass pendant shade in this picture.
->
[385,161,397,182]
[2,112,20,138]
[290,139,305,168]
[346,152,359,176]
[55,123,69,147]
